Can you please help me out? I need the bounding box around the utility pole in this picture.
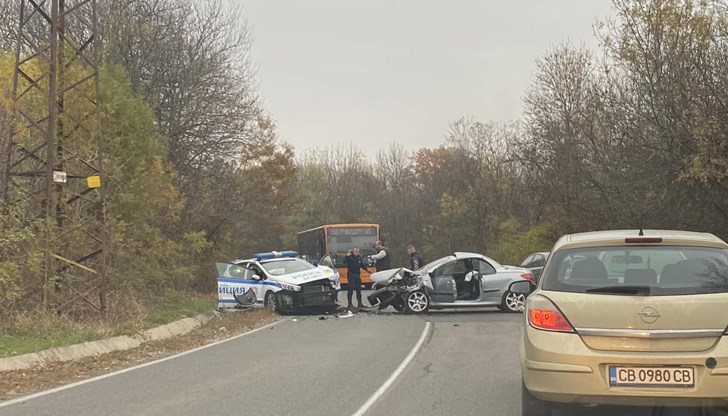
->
[2,0,107,314]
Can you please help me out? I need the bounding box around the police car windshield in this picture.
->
[261,258,315,276]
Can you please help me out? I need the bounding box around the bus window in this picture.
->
[297,224,380,287]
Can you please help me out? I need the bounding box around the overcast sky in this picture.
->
[239,1,615,158]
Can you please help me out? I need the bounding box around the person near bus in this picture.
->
[407,244,424,270]
[343,247,368,310]
[370,240,391,272]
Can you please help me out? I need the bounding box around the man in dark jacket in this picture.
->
[407,244,424,270]
[371,240,391,272]
[343,247,368,310]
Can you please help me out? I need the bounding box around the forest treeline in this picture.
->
[1,0,727,317]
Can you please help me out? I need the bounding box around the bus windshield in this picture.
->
[327,226,378,267]
[297,223,380,273]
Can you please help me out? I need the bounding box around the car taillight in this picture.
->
[527,295,575,333]
[521,273,535,283]
[625,237,662,243]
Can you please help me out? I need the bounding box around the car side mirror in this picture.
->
[509,280,535,295]
[252,274,262,280]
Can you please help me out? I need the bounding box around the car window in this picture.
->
[217,263,253,279]
[477,259,496,275]
[531,254,545,268]
[543,246,728,295]
[432,260,456,277]
[231,264,253,279]
[320,256,335,269]
[242,263,266,279]
[520,254,534,268]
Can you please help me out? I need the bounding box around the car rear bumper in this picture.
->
[522,326,728,407]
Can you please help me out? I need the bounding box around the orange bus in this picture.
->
[297,223,379,287]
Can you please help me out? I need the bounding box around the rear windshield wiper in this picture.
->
[585,285,651,295]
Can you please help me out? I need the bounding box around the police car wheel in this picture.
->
[264,291,278,312]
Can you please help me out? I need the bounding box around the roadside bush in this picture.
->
[0,204,44,315]
[493,219,558,265]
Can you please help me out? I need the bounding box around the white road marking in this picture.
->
[0,318,286,409]
[351,321,433,416]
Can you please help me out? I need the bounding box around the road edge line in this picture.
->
[351,321,432,416]
[0,318,286,409]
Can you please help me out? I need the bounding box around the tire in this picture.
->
[392,297,405,312]
[404,290,430,314]
[501,290,525,313]
[522,381,551,416]
[264,291,279,313]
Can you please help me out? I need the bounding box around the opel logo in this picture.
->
[638,307,661,324]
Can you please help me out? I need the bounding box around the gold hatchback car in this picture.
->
[509,230,728,415]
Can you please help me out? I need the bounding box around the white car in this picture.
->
[215,251,340,312]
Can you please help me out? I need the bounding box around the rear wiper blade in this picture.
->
[585,285,651,295]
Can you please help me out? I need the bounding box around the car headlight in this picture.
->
[279,283,301,292]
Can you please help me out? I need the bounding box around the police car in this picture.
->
[215,251,341,312]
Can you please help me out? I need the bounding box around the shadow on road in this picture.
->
[551,405,727,416]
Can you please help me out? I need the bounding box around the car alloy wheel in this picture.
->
[264,291,278,312]
[405,290,429,314]
[503,291,525,313]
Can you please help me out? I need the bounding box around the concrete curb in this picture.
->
[0,311,219,373]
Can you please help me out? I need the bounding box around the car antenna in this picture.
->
[638,213,644,236]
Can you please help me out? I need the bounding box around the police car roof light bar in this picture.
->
[254,250,298,260]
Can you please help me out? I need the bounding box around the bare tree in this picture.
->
[0,2,17,52]
[102,0,258,182]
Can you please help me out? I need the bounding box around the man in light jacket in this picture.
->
[370,240,391,272]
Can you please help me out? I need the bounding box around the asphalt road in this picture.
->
[1,290,726,416]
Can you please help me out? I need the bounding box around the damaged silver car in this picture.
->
[367,252,535,313]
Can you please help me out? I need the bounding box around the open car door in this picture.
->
[215,262,259,309]
[427,261,458,303]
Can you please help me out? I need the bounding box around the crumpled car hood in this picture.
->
[369,267,414,284]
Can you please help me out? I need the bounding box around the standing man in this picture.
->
[343,247,368,311]
[370,240,391,272]
[407,245,424,270]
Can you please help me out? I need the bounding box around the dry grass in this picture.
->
[0,292,217,358]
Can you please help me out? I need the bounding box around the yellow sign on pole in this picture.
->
[87,175,101,189]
